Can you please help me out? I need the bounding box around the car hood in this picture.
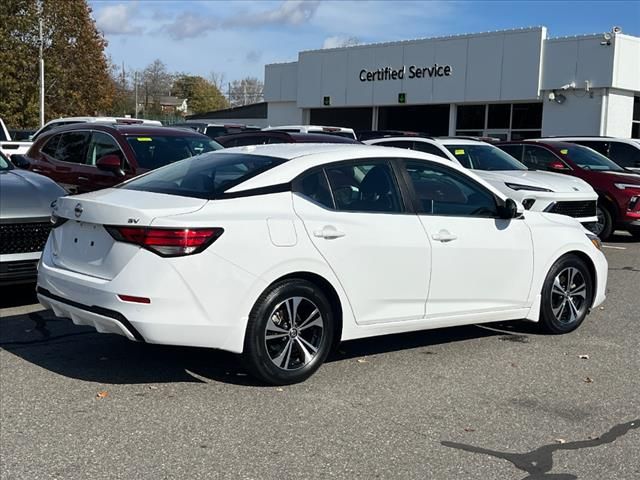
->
[595,170,640,184]
[474,170,594,193]
[0,169,66,221]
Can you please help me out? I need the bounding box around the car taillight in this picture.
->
[105,227,223,257]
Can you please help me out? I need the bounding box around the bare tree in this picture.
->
[141,59,173,113]
[228,77,264,107]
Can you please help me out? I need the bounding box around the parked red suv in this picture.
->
[497,140,640,240]
[14,124,222,193]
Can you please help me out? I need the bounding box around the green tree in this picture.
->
[172,74,228,114]
[0,0,114,128]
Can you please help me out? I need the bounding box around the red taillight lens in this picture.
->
[106,227,223,257]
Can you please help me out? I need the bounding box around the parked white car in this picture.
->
[365,137,598,225]
[38,144,607,384]
[263,125,357,140]
[0,118,32,158]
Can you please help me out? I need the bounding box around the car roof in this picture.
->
[217,131,360,144]
[367,136,485,146]
[217,143,505,200]
[539,136,640,145]
[498,140,580,149]
[39,123,209,137]
[264,125,355,131]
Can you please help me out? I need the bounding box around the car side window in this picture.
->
[523,145,565,170]
[54,131,90,164]
[498,144,523,161]
[41,134,62,157]
[379,140,414,149]
[412,142,450,158]
[86,132,125,166]
[295,170,334,209]
[609,142,640,168]
[324,161,403,213]
[403,161,498,217]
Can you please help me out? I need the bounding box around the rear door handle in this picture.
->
[431,230,457,242]
[78,176,89,182]
[313,226,346,239]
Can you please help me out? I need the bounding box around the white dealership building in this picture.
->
[259,27,640,139]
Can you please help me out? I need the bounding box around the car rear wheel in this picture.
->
[589,204,613,240]
[243,279,334,385]
[539,255,594,334]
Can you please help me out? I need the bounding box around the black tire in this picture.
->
[539,254,594,334]
[592,204,614,241]
[242,279,334,385]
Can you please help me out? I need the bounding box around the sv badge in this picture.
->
[127,218,140,224]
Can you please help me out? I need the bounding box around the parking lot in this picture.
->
[0,234,638,480]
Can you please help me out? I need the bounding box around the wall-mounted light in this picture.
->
[600,32,612,46]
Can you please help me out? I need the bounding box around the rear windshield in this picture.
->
[125,135,222,170]
[121,152,286,199]
[445,144,527,171]
[558,144,625,172]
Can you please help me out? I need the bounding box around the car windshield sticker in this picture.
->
[136,137,152,142]
[560,149,568,154]
[454,149,465,155]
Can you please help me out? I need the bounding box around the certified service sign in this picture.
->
[359,64,452,82]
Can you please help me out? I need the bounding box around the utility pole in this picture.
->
[39,15,44,128]
[134,71,138,118]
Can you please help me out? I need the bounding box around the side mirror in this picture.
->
[548,161,569,172]
[96,155,124,176]
[10,154,31,169]
[499,198,522,219]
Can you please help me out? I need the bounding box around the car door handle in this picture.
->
[31,168,44,173]
[431,230,458,242]
[77,176,89,181]
[313,226,346,239]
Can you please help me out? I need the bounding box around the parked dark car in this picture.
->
[16,124,222,193]
[0,151,66,285]
[497,140,640,240]
[543,137,640,172]
[8,129,37,141]
[215,131,361,148]
[172,122,261,140]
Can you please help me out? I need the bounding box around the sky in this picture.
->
[89,0,640,86]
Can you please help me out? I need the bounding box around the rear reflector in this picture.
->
[118,294,151,304]
[106,227,223,257]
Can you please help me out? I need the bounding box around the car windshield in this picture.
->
[121,152,286,199]
[444,144,527,171]
[0,152,12,170]
[559,145,625,172]
[125,135,222,170]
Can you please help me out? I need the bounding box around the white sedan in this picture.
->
[37,144,607,384]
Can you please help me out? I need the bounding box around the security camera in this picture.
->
[554,93,567,105]
[559,82,576,90]
[612,26,622,34]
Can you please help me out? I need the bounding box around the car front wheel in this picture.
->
[589,204,613,240]
[539,255,594,334]
[243,279,334,385]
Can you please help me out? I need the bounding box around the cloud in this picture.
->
[322,35,361,49]
[246,50,263,63]
[160,0,321,40]
[95,3,141,35]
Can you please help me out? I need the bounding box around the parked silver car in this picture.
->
[0,152,66,285]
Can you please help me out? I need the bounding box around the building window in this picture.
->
[632,96,640,139]
[456,103,542,140]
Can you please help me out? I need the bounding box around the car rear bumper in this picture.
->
[36,238,263,353]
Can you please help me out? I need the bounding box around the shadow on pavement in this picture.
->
[0,304,538,387]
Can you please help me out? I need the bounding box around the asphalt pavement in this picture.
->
[1,234,639,480]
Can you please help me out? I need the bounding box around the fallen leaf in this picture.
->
[583,377,593,383]
[510,362,518,368]
[464,427,476,432]
[276,388,284,392]
[554,438,566,444]
[578,354,589,360]
[357,358,369,364]
[599,306,605,310]
[96,391,109,399]
[148,385,158,390]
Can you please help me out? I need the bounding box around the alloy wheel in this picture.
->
[550,267,588,324]
[588,207,606,236]
[264,296,324,371]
